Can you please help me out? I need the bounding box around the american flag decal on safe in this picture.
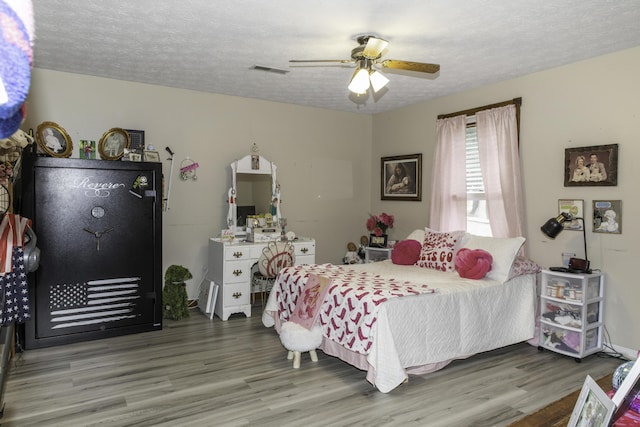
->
[49,277,141,329]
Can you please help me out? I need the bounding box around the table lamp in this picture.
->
[540,212,591,273]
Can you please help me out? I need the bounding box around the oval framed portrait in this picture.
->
[98,128,130,160]
[35,121,73,158]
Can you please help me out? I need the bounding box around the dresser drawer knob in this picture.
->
[233,269,243,276]
[233,251,243,258]
[232,292,242,299]
[301,247,308,254]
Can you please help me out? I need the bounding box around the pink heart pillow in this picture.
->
[391,240,422,265]
[455,248,493,279]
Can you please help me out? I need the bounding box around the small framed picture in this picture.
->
[35,121,73,158]
[124,129,145,151]
[381,153,422,201]
[567,375,615,427]
[565,144,618,186]
[593,200,622,234]
[98,127,130,160]
[558,199,584,231]
[143,151,161,162]
[78,140,96,159]
[369,234,388,248]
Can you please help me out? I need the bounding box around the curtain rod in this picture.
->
[437,97,521,119]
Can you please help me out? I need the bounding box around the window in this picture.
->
[465,117,491,236]
[433,97,524,239]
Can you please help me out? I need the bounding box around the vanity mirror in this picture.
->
[227,154,281,233]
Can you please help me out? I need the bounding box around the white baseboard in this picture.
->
[611,343,638,361]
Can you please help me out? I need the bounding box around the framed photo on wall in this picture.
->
[381,153,422,201]
[593,199,622,234]
[558,199,584,231]
[564,144,618,186]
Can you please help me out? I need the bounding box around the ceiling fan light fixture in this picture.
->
[348,67,370,94]
[362,36,389,58]
[369,70,389,92]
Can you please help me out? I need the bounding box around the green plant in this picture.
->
[162,265,192,320]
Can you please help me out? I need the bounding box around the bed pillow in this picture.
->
[455,248,493,279]
[508,256,542,279]
[406,229,425,243]
[391,239,422,265]
[461,234,525,283]
[415,228,466,273]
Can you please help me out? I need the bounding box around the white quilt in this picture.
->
[263,260,537,393]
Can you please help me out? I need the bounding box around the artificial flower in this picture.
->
[366,212,394,236]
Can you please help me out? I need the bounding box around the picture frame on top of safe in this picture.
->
[35,121,73,158]
[564,144,618,187]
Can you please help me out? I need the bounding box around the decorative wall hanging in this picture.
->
[180,157,199,181]
[35,121,73,158]
[593,200,622,234]
[98,128,130,160]
[381,153,422,201]
[564,144,618,187]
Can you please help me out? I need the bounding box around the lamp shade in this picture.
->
[541,218,563,238]
[540,212,571,238]
[348,68,370,94]
[369,70,389,92]
[540,212,591,273]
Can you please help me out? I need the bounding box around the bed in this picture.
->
[262,229,540,393]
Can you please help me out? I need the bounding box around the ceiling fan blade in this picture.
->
[362,36,389,59]
[380,60,440,74]
[289,59,353,64]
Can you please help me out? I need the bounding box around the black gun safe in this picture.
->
[20,156,163,348]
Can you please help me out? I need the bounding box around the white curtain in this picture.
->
[429,115,467,231]
[476,104,526,238]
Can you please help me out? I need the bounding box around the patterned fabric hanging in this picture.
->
[0,213,32,325]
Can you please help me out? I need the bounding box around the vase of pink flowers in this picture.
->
[366,212,394,247]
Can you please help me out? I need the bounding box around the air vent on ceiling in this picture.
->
[250,65,290,75]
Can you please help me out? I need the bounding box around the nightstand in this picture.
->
[538,269,604,361]
[365,247,393,263]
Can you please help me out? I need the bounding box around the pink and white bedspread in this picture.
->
[263,261,537,393]
[271,263,437,354]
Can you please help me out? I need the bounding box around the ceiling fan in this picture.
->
[289,35,440,95]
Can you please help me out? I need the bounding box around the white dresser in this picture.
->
[207,237,316,320]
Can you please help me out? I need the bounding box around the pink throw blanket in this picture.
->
[274,264,436,354]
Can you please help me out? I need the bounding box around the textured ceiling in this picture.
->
[32,1,640,115]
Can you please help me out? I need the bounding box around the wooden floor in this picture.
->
[2,304,622,427]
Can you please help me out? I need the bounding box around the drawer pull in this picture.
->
[232,292,242,299]
[233,269,243,276]
[301,247,309,254]
[233,251,243,258]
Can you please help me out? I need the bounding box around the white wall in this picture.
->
[373,46,640,355]
[24,69,373,298]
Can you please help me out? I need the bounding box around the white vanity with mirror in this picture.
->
[207,153,316,321]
